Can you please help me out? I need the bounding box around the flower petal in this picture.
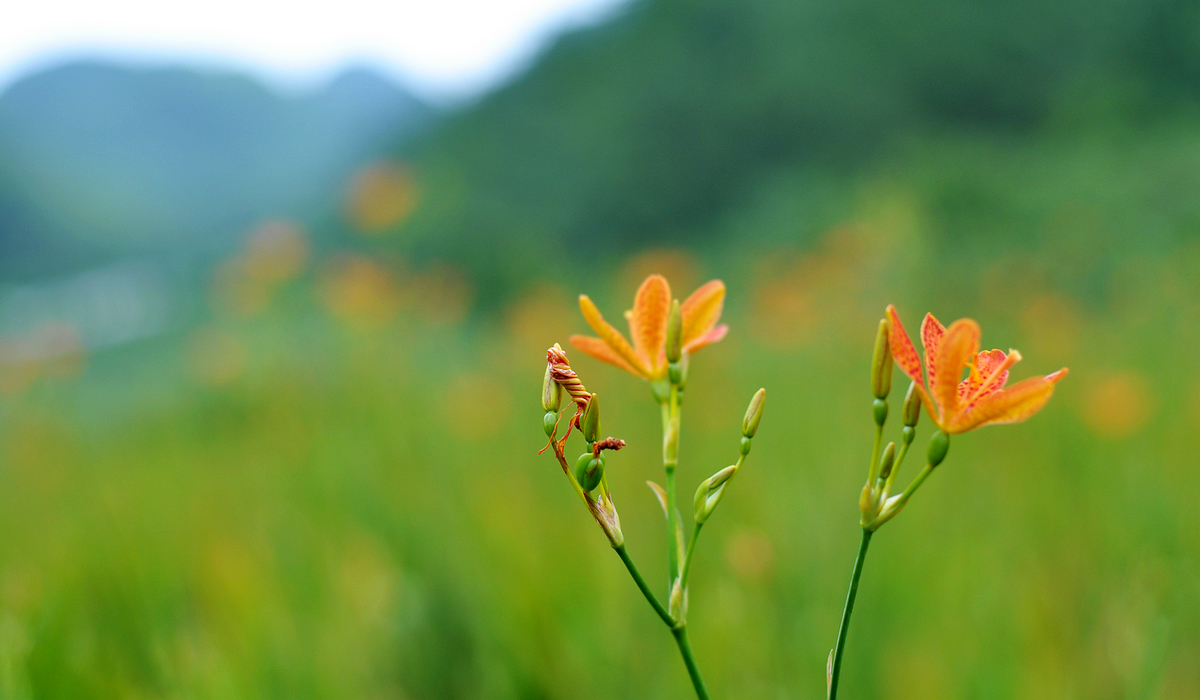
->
[569,335,644,376]
[885,305,924,387]
[932,319,980,425]
[579,295,649,376]
[960,349,1019,409]
[954,368,1068,432]
[681,280,725,348]
[628,274,671,374]
[920,313,945,395]
[683,323,728,353]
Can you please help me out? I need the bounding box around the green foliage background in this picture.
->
[1,0,1199,697]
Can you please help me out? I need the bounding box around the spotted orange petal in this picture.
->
[960,349,1019,409]
[628,274,671,374]
[680,280,725,349]
[932,319,980,424]
[569,335,643,376]
[953,368,1068,432]
[683,323,728,354]
[921,313,945,395]
[885,305,924,387]
[579,295,649,376]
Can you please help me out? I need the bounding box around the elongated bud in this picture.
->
[542,363,562,412]
[582,393,600,443]
[742,388,766,438]
[902,381,920,427]
[927,430,949,467]
[877,441,896,481]
[871,319,893,399]
[666,299,683,364]
[694,464,737,523]
[668,577,684,622]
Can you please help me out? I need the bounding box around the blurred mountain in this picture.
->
[390,0,1200,294]
[0,62,434,280]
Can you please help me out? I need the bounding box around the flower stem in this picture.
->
[681,521,703,588]
[829,529,873,700]
[672,624,712,700]
[615,544,673,626]
[663,385,683,583]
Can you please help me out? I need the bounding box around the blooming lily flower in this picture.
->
[570,275,728,379]
[886,305,1068,434]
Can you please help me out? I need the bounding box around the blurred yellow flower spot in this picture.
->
[319,254,403,328]
[1082,371,1153,438]
[345,161,418,234]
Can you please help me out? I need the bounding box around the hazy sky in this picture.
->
[0,0,628,101]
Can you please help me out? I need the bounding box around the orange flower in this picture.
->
[886,305,1068,434]
[570,275,728,379]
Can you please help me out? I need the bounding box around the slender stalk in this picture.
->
[681,522,703,588]
[829,529,873,700]
[615,544,674,627]
[671,625,712,700]
[663,385,682,583]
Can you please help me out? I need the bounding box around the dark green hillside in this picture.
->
[391,0,1200,293]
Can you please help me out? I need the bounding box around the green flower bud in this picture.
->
[668,362,683,385]
[927,430,949,468]
[873,398,888,427]
[742,388,766,438]
[901,425,915,446]
[542,363,562,412]
[877,441,896,481]
[902,381,921,427]
[694,464,738,524]
[574,452,605,491]
[582,393,600,443]
[871,319,893,399]
[543,411,557,437]
[666,298,683,364]
[739,436,752,456]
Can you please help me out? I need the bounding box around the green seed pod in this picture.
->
[927,430,950,468]
[666,299,683,364]
[739,436,752,456]
[582,393,600,443]
[543,411,558,437]
[877,441,896,481]
[901,425,915,446]
[873,399,888,427]
[902,381,921,427]
[542,363,562,412]
[871,319,893,400]
[574,453,605,491]
[668,362,683,385]
[742,388,766,438]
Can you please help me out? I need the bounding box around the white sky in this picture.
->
[0,0,628,102]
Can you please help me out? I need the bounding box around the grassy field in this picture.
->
[0,124,1198,699]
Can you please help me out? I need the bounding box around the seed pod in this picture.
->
[542,363,562,412]
[873,398,888,427]
[742,388,766,438]
[582,393,600,443]
[666,299,683,364]
[902,381,921,427]
[871,319,893,399]
[574,453,605,491]
[927,430,950,468]
[877,441,896,481]
[543,411,558,437]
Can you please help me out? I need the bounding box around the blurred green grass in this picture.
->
[1,124,1199,700]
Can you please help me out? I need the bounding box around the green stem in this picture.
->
[663,386,682,583]
[829,529,873,700]
[672,625,712,700]
[615,544,673,627]
[867,423,884,485]
[681,522,703,588]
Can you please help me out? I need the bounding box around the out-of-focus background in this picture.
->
[0,0,1197,697]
